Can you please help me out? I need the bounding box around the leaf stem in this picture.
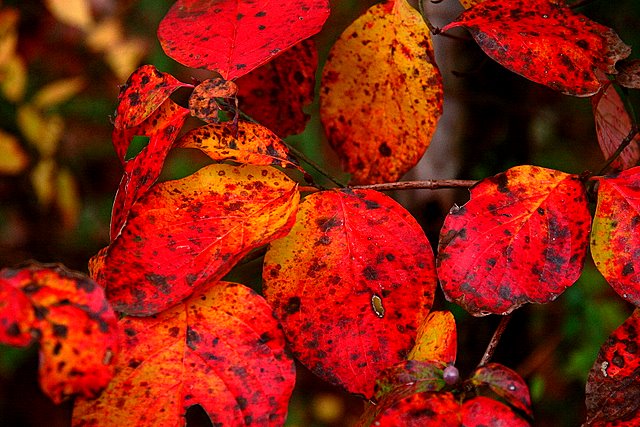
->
[352,179,478,191]
[478,313,513,368]
[596,124,639,176]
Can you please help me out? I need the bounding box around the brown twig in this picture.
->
[478,314,513,368]
[352,179,478,191]
[596,124,639,176]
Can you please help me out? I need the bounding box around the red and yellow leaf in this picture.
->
[591,167,640,306]
[585,309,640,426]
[437,165,591,316]
[263,189,436,398]
[367,392,461,427]
[442,0,631,96]
[236,39,317,137]
[188,78,238,124]
[408,311,457,365]
[592,82,640,171]
[73,282,295,427]
[461,396,529,427]
[157,0,330,80]
[320,0,443,184]
[470,363,532,417]
[96,163,299,316]
[0,263,118,404]
[110,99,190,240]
[459,0,485,8]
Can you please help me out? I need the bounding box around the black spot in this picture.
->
[284,297,301,315]
[186,327,201,350]
[378,143,392,157]
[316,216,341,232]
[6,322,20,336]
[496,173,509,194]
[622,263,635,276]
[363,266,378,280]
[364,199,380,210]
[52,323,68,339]
[612,353,625,368]
[22,282,41,294]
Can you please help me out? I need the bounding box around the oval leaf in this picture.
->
[442,0,631,96]
[73,282,295,426]
[188,78,238,124]
[461,396,529,427]
[438,165,591,316]
[408,311,457,365]
[363,392,460,427]
[320,0,443,184]
[470,363,532,418]
[97,163,299,316]
[585,309,640,426]
[0,263,118,404]
[157,0,330,80]
[591,167,640,306]
[263,188,437,398]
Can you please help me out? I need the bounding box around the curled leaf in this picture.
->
[470,363,532,417]
[188,78,238,124]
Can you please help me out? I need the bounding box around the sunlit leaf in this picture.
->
[408,311,457,364]
[438,165,591,316]
[442,0,631,96]
[461,396,529,426]
[616,59,640,89]
[17,104,63,157]
[96,163,299,316]
[585,309,640,426]
[0,54,26,102]
[73,282,295,427]
[263,189,436,398]
[363,392,460,427]
[0,129,29,175]
[0,8,19,66]
[188,78,238,123]
[592,82,640,171]
[44,0,94,31]
[320,0,443,184]
[0,263,118,404]
[236,39,317,137]
[157,0,330,80]
[591,167,640,306]
[470,363,532,417]
[32,76,86,109]
[56,167,81,229]
[31,159,57,207]
[110,99,190,240]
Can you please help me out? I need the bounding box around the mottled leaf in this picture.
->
[0,129,29,175]
[438,165,591,316]
[236,39,317,137]
[320,0,443,184]
[73,282,295,427]
[442,0,631,96]
[113,64,191,137]
[110,99,190,240]
[470,363,532,417]
[96,164,299,316]
[591,167,640,306]
[0,263,118,404]
[616,59,640,89]
[263,189,436,398]
[157,0,330,80]
[585,309,640,426]
[408,311,457,365]
[364,392,461,427]
[188,78,238,124]
[459,0,486,8]
[461,396,530,426]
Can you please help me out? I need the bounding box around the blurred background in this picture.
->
[0,0,638,425]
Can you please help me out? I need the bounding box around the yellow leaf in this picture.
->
[17,104,64,156]
[44,0,94,31]
[459,0,486,8]
[0,54,26,102]
[320,0,443,184]
[85,18,122,52]
[0,8,19,66]
[408,311,457,364]
[31,159,57,207]
[56,167,81,229]
[0,129,29,174]
[33,77,86,109]
[104,38,147,81]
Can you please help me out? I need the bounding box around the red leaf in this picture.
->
[461,396,529,427]
[157,0,330,80]
[73,282,295,426]
[113,65,191,141]
[110,99,189,240]
[437,165,591,316]
[0,263,118,404]
[263,189,437,398]
[591,167,640,306]
[442,0,631,96]
[470,363,532,417]
[236,39,317,137]
[592,82,640,171]
[616,59,640,89]
[95,164,299,316]
[188,78,238,124]
[585,309,640,426]
[366,392,461,427]
[408,311,457,365]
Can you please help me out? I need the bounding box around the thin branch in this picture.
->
[570,0,600,9]
[352,179,478,191]
[478,314,513,368]
[596,124,639,176]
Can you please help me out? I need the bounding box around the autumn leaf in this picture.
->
[363,392,461,427]
[0,263,118,404]
[461,396,529,426]
[44,0,94,31]
[236,39,317,137]
[110,99,190,240]
[157,0,330,80]
[320,0,443,184]
[470,363,532,417]
[188,78,238,124]
[585,309,640,426]
[73,282,295,427]
[408,311,457,365]
[0,129,29,175]
[459,0,485,8]
[437,165,591,316]
[442,0,631,96]
[592,82,640,171]
[591,167,640,306]
[616,59,640,89]
[96,163,299,316]
[263,188,436,398]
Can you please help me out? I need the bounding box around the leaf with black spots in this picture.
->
[461,396,529,426]
[188,78,238,124]
[470,363,532,418]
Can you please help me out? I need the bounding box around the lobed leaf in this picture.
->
[438,165,591,316]
[470,363,532,417]
[591,167,640,306]
[96,163,299,316]
[0,263,118,404]
[263,189,436,398]
[320,0,443,184]
[157,0,330,80]
[73,282,295,427]
[408,311,457,365]
[442,0,631,96]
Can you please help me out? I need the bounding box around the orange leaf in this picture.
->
[263,189,437,398]
[0,263,118,404]
[73,282,295,426]
[188,78,238,123]
[320,0,443,184]
[95,164,299,316]
[408,311,457,365]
